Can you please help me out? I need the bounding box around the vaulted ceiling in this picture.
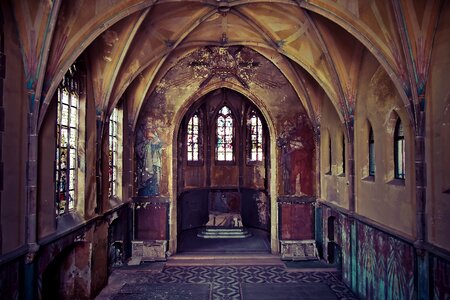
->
[10,0,443,135]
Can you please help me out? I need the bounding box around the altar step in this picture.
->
[197,227,252,239]
[167,252,283,267]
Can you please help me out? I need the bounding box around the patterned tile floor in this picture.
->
[96,263,358,299]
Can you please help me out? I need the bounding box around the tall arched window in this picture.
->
[187,112,201,161]
[369,125,375,177]
[109,108,119,197]
[394,119,405,179]
[216,106,234,161]
[248,110,263,162]
[55,64,80,215]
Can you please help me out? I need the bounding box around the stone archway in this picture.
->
[176,88,271,253]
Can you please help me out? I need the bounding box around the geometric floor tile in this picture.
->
[241,283,336,299]
[112,283,210,300]
[97,264,358,300]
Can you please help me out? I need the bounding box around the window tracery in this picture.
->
[55,65,80,215]
[394,119,405,179]
[216,106,234,161]
[187,113,201,161]
[248,110,263,162]
[109,108,119,197]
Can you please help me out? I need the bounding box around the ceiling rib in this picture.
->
[304,10,348,127]
[299,1,414,125]
[38,0,157,131]
[119,8,220,127]
[104,7,152,118]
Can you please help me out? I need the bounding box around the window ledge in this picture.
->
[215,161,236,166]
[362,175,375,182]
[109,196,123,207]
[247,160,264,166]
[187,161,204,167]
[324,171,332,176]
[338,173,346,178]
[387,178,405,186]
[56,211,84,231]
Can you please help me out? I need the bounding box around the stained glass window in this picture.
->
[216,106,234,161]
[55,71,79,215]
[248,110,263,161]
[369,126,375,177]
[394,119,405,179]
[109,108,119,197]
[187,113,200,161]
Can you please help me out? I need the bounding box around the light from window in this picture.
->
[109,108,119,197]
[216,106,233,161]
[249,111,263,161]
[394,119,405,179]
[369,126,375,176]
[187,113,200,161]
[56,88,78,215]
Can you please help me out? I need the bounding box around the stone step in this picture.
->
[167,253,284,267]
[198,231,251,236]
[197,227,252,239]
[171,252,275,260]
[202,227,247,232]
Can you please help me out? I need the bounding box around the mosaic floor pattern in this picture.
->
[101,264,358,300]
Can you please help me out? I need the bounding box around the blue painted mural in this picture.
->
[338,213,351,286]
[432,255,450,299]
[356,223,415,300]
[320,205,417,299]
[135,121,163,196]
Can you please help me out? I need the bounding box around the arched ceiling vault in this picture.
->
[125,44,321,130]
[9,0,444,134]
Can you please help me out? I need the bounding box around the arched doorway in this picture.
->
[176,88,271,253]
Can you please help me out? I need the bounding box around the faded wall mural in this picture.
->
[432,254,450,300]
[135,121,163,196]
[321,205,416,299]
[356,222,415,300]
[277,115,315,196]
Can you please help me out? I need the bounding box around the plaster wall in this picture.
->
[90,221,108,297]
[84,75,98,218]
[38,100,57,238]
[320,94,349,208]
[1,6,27,254]
[354,51,416,239]
[426,0,450,251]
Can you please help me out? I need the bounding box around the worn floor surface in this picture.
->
[96,262,358,300]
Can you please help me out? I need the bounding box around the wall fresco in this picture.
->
[338,213,351,285]
[135,121,163,196]
[432,254,450,300]
[277,115,315,196]
[355,223,415,299]
[320,206,417,298]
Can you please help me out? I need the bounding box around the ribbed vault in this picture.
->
[9,0,443,136]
